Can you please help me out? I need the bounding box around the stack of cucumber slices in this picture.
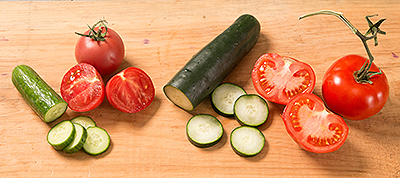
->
[186,83,269,157]
[47,116,110,156]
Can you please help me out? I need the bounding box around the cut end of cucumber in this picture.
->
[230,126,265,157]
[186,114,223,148]
[164,85,193,111]
[44,102,68,123]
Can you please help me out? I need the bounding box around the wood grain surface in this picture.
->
[1,1,400,177]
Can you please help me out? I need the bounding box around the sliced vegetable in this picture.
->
[164,14,260,111]
[186,114,224,148]
[83,126,111,156]
[252,53,316,105]
[211,83,247,116]
[12,65,68,123]
[60,63,105,112]
[234,94,269,127]
[106,67,155,113]
[281,93,348,153]
[71,116,96,129]
[47,120,75,150]
[63,123,87,154]
[230,126,265,157]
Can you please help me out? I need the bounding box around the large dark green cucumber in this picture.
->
[163,14,261,111]
[12,65,68,123]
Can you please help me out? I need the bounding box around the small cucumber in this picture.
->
[63,123,87,154]
[47,120,76,151]
[164,14,260,111]
[186,114,224,148]
[71,116,96,129]
[234,94,269,127]
[211,83,246,116]
[83,127,111,156]
[230,126,265,157]
[12,65,68,123]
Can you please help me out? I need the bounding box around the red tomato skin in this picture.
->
[75,27,125,76]
[252,53,316,105]
[106,67,155,113]
[282,93,349,153]
[322,54,389,121]
[60,63,105,112]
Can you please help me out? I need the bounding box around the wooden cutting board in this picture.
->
[1,1,400,177]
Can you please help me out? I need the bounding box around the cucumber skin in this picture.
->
[12,65,67,123]
[186,114,224,148]
[164,14,260,111]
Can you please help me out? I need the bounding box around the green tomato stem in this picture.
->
[75,19,108,41]
[299,10,385,84]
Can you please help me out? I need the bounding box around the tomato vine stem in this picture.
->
[75,19,108,41]
[299,10,386,84]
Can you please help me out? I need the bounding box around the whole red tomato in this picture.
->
[106,67,155,113]
[322,54,389,120]
[75,20,125,76]
[60,63,105,112]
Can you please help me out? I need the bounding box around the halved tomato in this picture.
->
[281,93,348,153]
[106,67,155,113]
[252,53,316,105]
[60,63,105,112]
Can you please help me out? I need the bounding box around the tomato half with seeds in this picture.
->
[60,63,105,112]
[106,67,155,113]
[281,93,348,153]
[252,53,316,105]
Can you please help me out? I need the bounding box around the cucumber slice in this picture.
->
[63,123,87,154]
[186,114,224,148]
[234,94,269,127]
[12,65,68,123]
[83,127,110,156]
[71,116,96,129]
[47,120,75,150]
[230,126,265,157]
[164,14,260,111]
[211,83,246,116]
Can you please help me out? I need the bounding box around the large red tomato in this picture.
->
[106,67,155,113]
[75,21,125,76]
[282,93,348,153]
[60,63,105,112]
[252,53,316,105]
[322,54,389,120]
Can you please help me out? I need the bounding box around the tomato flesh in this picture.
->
[60,63,105,112]
[252,53,316,105]
[282,93,348,153]
[75,27,125,76]
[106,67,155,113]
[322,54,389,120]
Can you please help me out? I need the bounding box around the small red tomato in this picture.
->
[75,20,125,76]
[322,54,389,120]
[252,53,316,105]
[282,93,349,153]
[60,63,105,112]
[106,67,155,113]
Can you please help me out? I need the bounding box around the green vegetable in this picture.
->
[186,114,224,148]
[83,127,111,156]
[71,116,96,129]
[47,120,75,150]
[234,94,269,127]
[12,65,67,123]
[211,83,247,116]
[230,126,265,157]
[63,123,87,154]
[163,14,260,111]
